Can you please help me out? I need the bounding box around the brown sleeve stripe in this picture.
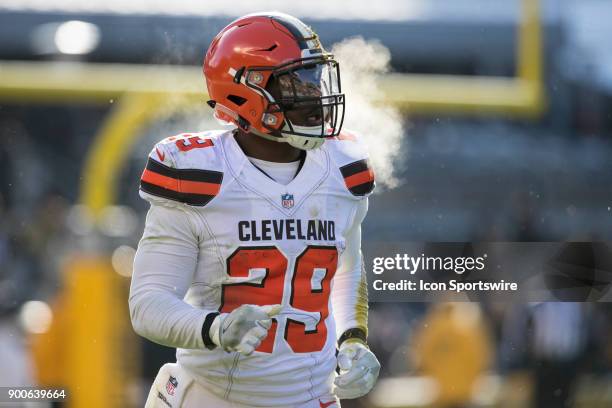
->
[339,159,369,178]
[340,159,375,196]
[145,157,223,184]
[140,158,222,206]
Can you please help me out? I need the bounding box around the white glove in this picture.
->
[210,304,281,355]
[334,340,380,399]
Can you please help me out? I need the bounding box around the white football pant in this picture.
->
[145,363,340,408]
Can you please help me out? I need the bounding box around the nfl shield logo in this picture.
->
[166,376,178,396]
[281,193,294,209]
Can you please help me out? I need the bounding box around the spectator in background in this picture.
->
[410,302,493,408]
[502,302,591,408]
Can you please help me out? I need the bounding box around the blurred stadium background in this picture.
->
[0,0,611,407]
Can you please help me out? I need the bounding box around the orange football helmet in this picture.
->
[203,12,345,150]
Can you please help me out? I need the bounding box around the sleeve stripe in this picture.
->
[146,158,223,184]
[344,169,374,189]
[139,158,223,206]
[140,181,217,206]
[339,159,375,196]
[339,159,369,178]
[141,169,221,196]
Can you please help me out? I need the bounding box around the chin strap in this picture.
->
[284,133,325,150]
[248,127,325,151]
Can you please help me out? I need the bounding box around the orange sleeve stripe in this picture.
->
[141,169,221,196]
[344,168,374,189]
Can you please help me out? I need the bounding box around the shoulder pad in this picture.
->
[139,132,224,206]
[325,130,375,197]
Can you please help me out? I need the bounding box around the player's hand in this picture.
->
[210,304,281,355]
[334,340,380,399]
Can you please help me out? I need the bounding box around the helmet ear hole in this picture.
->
[227,94,247,106]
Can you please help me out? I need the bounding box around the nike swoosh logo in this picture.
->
[319,400,336,408]
[156,147,166,162]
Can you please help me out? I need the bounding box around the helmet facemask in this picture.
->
[245,56,345,150]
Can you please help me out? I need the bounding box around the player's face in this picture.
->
[266,63,335,127]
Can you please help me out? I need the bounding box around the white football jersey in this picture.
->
[131,129,374,407]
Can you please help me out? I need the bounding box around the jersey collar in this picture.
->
[220,130,330,216]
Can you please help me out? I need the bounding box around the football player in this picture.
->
[129,12,380,408]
